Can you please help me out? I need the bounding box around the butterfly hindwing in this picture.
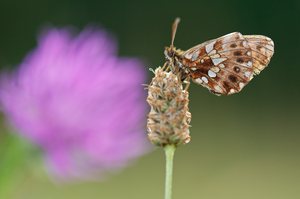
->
[180,32,274,95]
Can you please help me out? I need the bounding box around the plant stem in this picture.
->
[164,145,176,199]
[0,134,27,199]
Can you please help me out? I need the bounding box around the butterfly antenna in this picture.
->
[170,17,180,48]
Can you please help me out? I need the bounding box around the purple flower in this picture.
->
[0,27,149,180]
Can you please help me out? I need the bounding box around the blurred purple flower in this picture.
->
[0,27,149,180]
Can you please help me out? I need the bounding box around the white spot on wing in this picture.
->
[214,85,223,93]
[229,89,236,94]
[210,54,220,58]
[239,82,245,89]
[219,63,225,68]
[208,70,217,77]
[201,76,208,84]
[244,71,251,78]
[212,57,227,65]
[205,41,216,53]
[246,61,253,67]
[185,53,193,59]
[195,78,203,84]
[208,49,217,55]
[211,67,220,73]
[191,50,199,61]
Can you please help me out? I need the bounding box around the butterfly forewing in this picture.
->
[181,32,274,95]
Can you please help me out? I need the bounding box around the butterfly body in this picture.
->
[164,31,274,96]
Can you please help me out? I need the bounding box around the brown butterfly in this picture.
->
[164,18,274,95]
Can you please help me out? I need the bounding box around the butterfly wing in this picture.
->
[244,35,274,74]
[181,32,274,95]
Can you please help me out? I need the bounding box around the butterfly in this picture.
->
[164,18,274,95]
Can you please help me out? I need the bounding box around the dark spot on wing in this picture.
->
[201,58,214,67]
[228,75,237,82]
[230,43,237,48]
[256,45,262,51]
[236,58,244,63]
[234,51,242,56]
[193,67,208,75]
[234,66,240,73]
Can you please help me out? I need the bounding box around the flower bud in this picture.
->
[147,67,191,147]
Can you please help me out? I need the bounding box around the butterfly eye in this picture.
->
[164,48,175,59]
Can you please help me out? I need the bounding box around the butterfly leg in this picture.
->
[183,76,191,91]
[161,62,168,70]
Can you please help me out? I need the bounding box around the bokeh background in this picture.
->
[0,0,299,199]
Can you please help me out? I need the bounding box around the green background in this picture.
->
[0,0,299,198]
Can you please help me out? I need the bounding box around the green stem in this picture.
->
[164,145,176,199]
[0,134,27,199]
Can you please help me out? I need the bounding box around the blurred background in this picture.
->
[0,0,299,199]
